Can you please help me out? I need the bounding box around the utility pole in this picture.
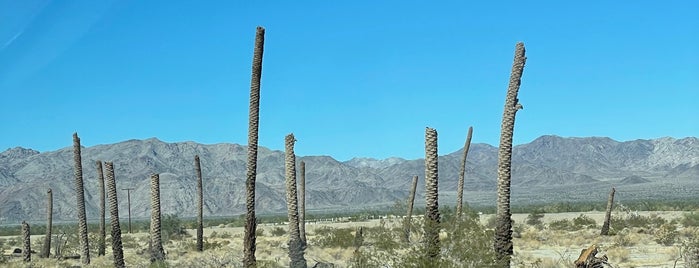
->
[121,188,135,233]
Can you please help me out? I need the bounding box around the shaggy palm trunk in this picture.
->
[105,162,125,268]
[403,175,419,243]
[600,187,615,235]
[494,42,526,266]
[298,160,307,248]
[73,133,90,264]
[244,25,265,268]
[195,155,204,252]
[41,189,53,258]
[150,173,165,262]
[97,160,106,256]
[22,221,30,262]
[456,126,474,217]
[284,134,307,268]
[424,127,440,260]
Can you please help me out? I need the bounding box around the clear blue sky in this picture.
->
[1,1,697,161]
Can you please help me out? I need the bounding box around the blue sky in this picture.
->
[0,1,697,161]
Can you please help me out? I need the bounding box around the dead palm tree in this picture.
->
[244,25,265,268]
[494,42,526,266]
[195,155,204,252]
[456,126,474,217]
[41,188,52,258]
[600,187,615,235]
[424,127,440,261]
[105,162,125,268]
[284,134,307,267]
[404,175,419,243]
[22,221,30,262]
[97,160,106,256]
[298,160,307,248]
[73,133,90,264]
[150,173,165,263]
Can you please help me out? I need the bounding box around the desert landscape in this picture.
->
[1,207,698,267]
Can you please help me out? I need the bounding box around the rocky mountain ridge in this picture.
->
[0,135,697,223]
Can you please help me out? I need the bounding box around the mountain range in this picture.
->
[1,135,697,224]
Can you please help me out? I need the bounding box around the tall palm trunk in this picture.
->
[22,221,30,262]
[494,42,526,265]
[73,133,90,264]
[456,126,474,217]
[243,25,265,268]
[424,127,440,260]
[150,173,165,262]
[600,187,615,235]
[105,162,125,268]
[195,155,204,252]
[97,160,106,256]
[42,188,52,258]
[404,175,418,243]
[284,134,307,268]
[298,160,307,248]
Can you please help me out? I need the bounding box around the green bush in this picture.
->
[526,211,544,226]
[313,227,355,248]
[572,214,597,229]
[549,219,573,231]
[270,227,286,237]
[653,223,678,246]
[681,212,699,227]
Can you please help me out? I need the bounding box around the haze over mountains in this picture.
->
[1,135,697,224]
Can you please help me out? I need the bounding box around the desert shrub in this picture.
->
[256,228,265,237]
[526,211,544,226]
[681,212,699,227]
[653,223,678,246]
[612,212,666,229]
[681,230,699,267]
[572,214,597,229]
[270,227,286,237]
[161,214,189,242]
[313,227,355,248]
[365,221,400,251]
[549,219,574,231]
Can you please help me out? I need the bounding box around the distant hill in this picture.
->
[0,135,697,223]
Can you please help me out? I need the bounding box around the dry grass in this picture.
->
[1,211,696,267]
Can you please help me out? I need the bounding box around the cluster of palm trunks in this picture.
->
[16,26,617,268]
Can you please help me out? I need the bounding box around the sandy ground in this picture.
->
[0,211,695,267]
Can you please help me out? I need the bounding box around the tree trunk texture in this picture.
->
[285,134,307,268]
[494,43,526,266]
[105,162,126,268]
[150,173,165,263]
[73,133,90,264]
[404,175,419,243]
[298,160,307,248]
[456,126,473,217]
[195,155,204,252]
[244,25,265,268]
[42,188,52,258]
[600,187,615,235]
[22,221,30,262]
[424,127,440,261]
[97,160,106,256]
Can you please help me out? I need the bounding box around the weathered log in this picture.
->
[574,244,614,268]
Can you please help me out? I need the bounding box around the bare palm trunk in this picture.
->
[243,26,265,268]
[298,160,307,248]
[195,155,204,252]
[404,175,418,243]
[42,188,52,258]
[150,173,165,263]
[97,160,106,256]
[284,134,307,267]
[456,126,473,217]
[105,162,125,268]
[494,42,526,266]
[22,221,30,262]
[73,133,90,264]
[424,127,440,261]
[600,187,615,235]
